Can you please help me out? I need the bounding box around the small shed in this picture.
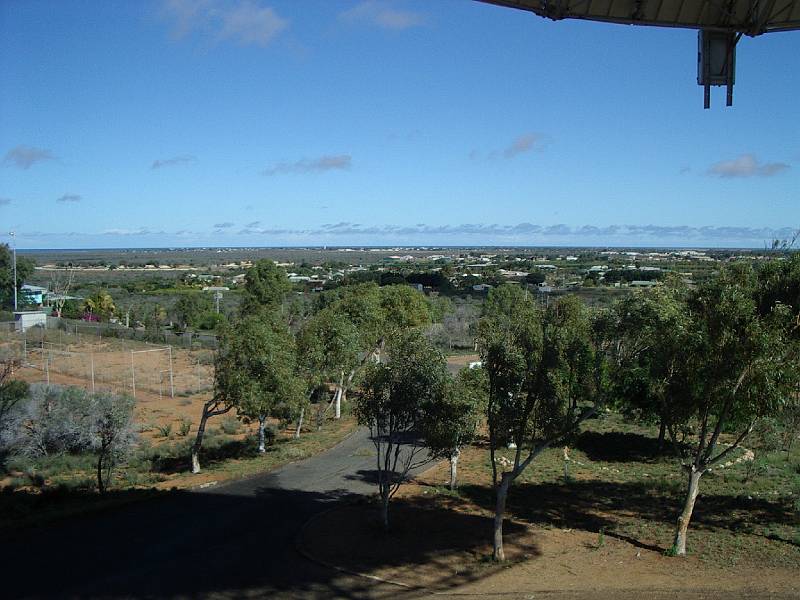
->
[14,311,47,332]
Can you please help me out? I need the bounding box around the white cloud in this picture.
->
[162,0,287,46]
[707,154,790,178]
[340,1,427,30]
[262,154,352,176]
[3,145,56,169]
[151,155,196,169]
[218,1,287,46]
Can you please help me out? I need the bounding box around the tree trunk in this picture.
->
[380,490,390,532]
[334,373,343,420]
[257,416,267,453]
[657,419,666,453]
[449,448,460,491]
[96,452,105,494]
[672,468,703,555]
[316,401,324,431]
[191,404,213,473]
[493,473,512,561]
[294,407,304,439]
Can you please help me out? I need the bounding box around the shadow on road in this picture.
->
[298,495,540,591]
[0,478,506,599]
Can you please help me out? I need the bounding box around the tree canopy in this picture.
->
[239,259,292,316]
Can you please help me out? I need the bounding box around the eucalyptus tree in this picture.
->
[668,263,799,555]
[296,306,361,421]
[477,286,598,561]
[306,283,432,415]
[239,259,292,316]
[215,314,303,453]
[354,329,447,531]
[608,287,693,452]
[420,366,487,490]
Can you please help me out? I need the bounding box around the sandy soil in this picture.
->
[299,499,799,597]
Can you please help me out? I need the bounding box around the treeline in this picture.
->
[326,256,800,560]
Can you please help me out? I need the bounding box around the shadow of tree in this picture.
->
[0,481,506,599]
[299,495,539,591]
[574,430,667,463]
[151,435,274,474]
[458,478,798,555]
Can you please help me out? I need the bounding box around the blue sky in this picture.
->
[1,0,798,249]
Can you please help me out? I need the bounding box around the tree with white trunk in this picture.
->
[477,287,599,561]
[214,315,303,454]
[665,263,799,556]
[296,306,361,422]
[354,329,447,531]
[419,366,487,490]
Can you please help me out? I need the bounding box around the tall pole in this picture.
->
[10,231,17,312]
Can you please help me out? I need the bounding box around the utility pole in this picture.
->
[9,231,17,311]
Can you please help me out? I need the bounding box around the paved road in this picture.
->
[0,428,426,600]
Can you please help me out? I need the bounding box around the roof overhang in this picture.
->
[477,0,800,36]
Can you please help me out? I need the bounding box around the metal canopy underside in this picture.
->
[478,0,800,35]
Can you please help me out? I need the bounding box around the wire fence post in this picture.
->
[168,346,175,398]
[90,351,95,393]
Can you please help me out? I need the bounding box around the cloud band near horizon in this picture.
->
[11,223,798,248]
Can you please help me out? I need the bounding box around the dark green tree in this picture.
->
[239,259,292,316]
[215,315,304,453]
[420,366,487,490]
[354,329,447,531]
[477,286,599,561]
[0,244,35,309]
[668,264,799,555]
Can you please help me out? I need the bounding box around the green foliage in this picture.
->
[239,259,291,315]
[173,292,214,329]
[178,418,192,437]
[155,423,173,439]
[87,391,136,493]
[0,244,35,309]
[420,366,487,460]
[82,290,117,320]
[219,415,241,435]
[605,287,692,436]
[215,314,305,446]
[296,306,361,390]
[0,365,29,459]
[355,329,448,436]
[355,328,448,523]
[478,286,597,453]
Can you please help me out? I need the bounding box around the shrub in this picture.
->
[155,423,173,439]
[264,423,277,446]
[220,416,240,436]
[178,418,192,437]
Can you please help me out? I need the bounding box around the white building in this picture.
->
[14,311,47,332]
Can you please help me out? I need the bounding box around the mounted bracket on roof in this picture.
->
[697,30,738,109]
[478,0,800,110]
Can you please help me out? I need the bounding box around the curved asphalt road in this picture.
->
[0,428,423,600]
